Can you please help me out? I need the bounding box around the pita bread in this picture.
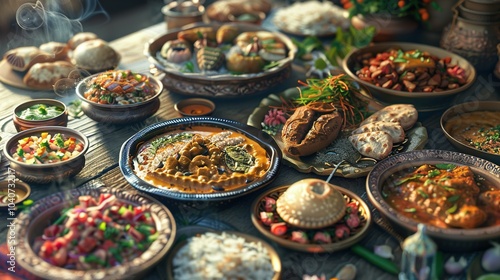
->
[348,131,393,160]
[360,104,418,130]
[352,121,405,143]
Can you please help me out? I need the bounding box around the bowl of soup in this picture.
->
[13,99,68,132]
[441,101,500,165]
[366,149,500,252]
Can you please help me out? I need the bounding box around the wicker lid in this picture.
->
[276,179,346,229]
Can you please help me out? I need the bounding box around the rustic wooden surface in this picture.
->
[0,9,499,280]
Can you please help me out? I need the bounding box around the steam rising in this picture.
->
[8,0,109,50]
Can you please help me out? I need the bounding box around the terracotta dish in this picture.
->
[13,99,68,132]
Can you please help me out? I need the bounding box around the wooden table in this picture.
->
[0,12,499,280]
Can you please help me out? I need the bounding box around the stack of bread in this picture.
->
[348,104,418,160]
[3,32,119,90]
[280,102,418,161]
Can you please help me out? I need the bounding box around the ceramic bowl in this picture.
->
[174,98,215,117]
[251,184,371,253]
[3,126,89,184]
[366,149,500,252]
[441,101,500,165]
[343,42,476,112]
[145,22,295,97]
[13,99,68,132]
[11,186,176,280]
[458,3,500,22]
[75,71,163,124]
[0,180,31,207]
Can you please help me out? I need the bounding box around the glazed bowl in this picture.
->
[343,42,476,112]
[119,116,281,201]
[3,126,89,184]
[13,99,68,132]
[145,22,295,97]
[75,71,163,124]
[366,149,500,252]
[174,98,215,117]
[11,186,176,280]
[251,184,372,253]
[441,101,500,165]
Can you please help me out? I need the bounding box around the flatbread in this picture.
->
[351,121,405,143]
[360,104,418,130]
[23,61,75,90]
[348,131,393,160]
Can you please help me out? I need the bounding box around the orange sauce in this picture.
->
[180,104,212,116]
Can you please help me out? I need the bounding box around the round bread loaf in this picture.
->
[72,39,119,73]
[67,32,98,50]
[281,102,343,156]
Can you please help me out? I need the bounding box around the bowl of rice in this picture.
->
[165,226,281,279]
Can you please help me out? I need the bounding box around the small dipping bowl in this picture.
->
[174,98,215,117]
[13,99,68,132]
[0,180,31,207]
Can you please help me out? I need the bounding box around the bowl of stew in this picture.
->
[75,70,163,124]
[441,101,500,165]
[11,186,176,280]
[343,42,476,112]
[366,149,500,252]
[3,126,89,184]
[13,99,68,132]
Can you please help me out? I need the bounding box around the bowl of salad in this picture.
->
[11,186,176,280]
[13,99,68,132]
[3,126,89,184]
[75,70,164,124]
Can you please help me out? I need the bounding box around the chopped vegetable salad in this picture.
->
[33,194,158,269]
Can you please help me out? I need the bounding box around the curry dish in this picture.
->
[134,126,270,193]
[445,111,500,154]
[383,163,500,229]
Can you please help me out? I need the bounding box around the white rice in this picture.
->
[172,231,275,280]
[273,1,350,36]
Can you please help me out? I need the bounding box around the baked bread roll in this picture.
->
[352,121,405,143]
[360,104,418,130]
[276,178,346,229]
[67,32,98,50]
[23,61,74,90]
[39,41,69,61]
[3,46,55,72]
[348,131,393,160]
[72,39,119,73]
[281,102,342,156]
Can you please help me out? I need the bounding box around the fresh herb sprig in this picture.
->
[295,74,369,129]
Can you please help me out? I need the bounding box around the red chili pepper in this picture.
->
[270,222,287,236]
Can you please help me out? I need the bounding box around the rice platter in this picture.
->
[172,231,276,279]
